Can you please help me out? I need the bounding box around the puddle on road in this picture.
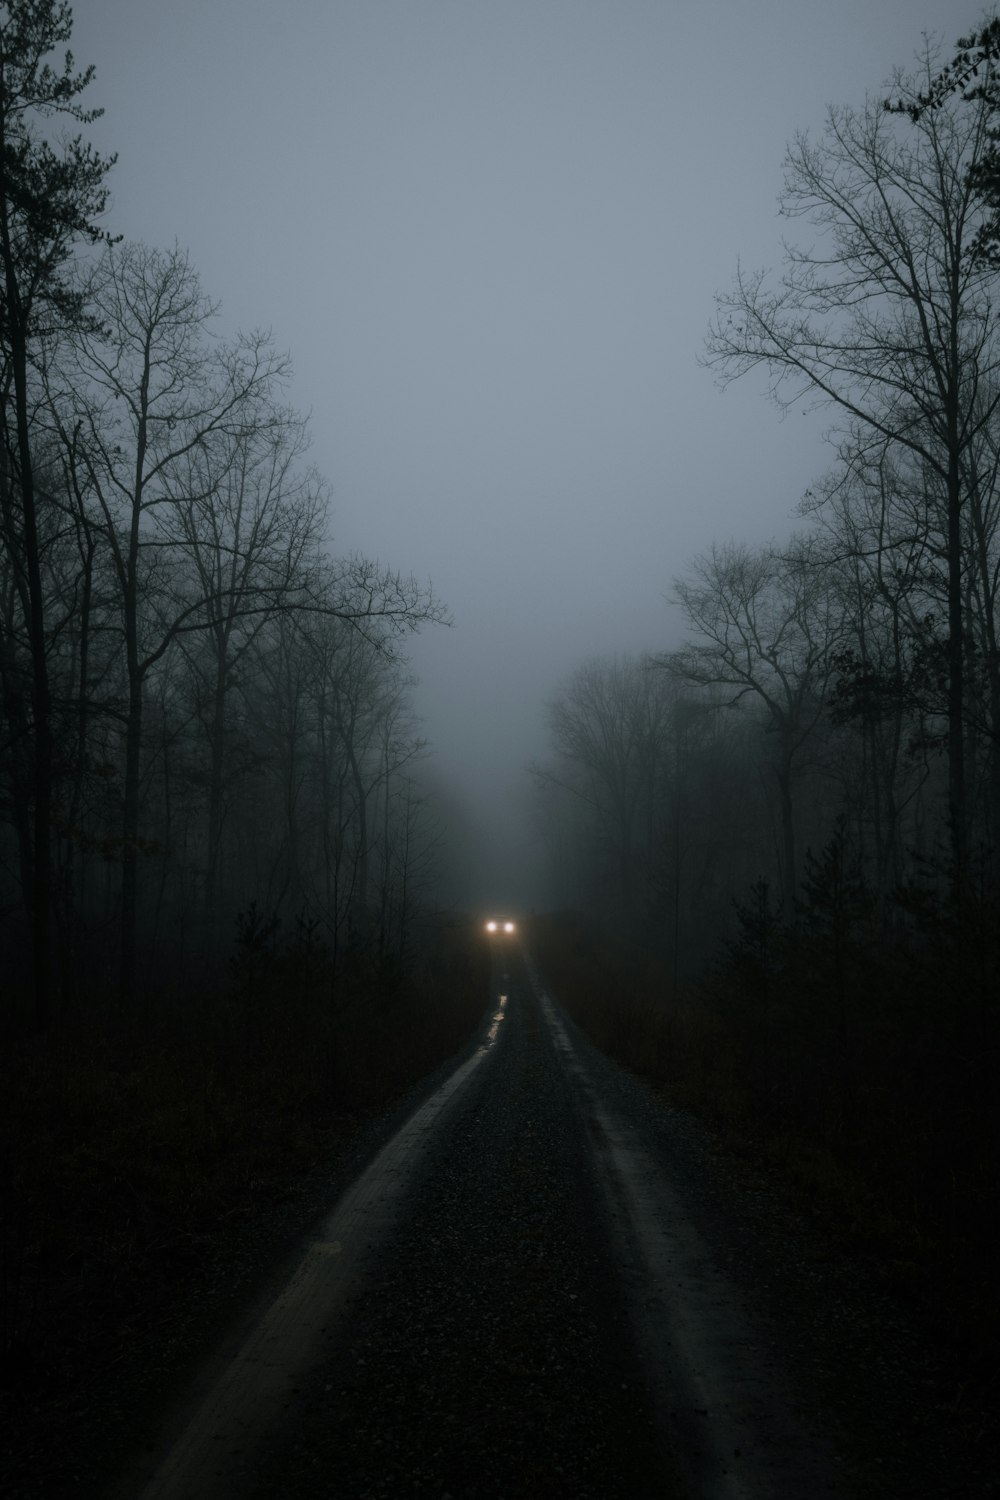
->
[486,993,508,1045]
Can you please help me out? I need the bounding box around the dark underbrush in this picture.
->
[0,913,490,1452]
[526,899,999,1372]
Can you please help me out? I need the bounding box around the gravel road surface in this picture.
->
[119,942,996,1499]
[124,945,833,1498]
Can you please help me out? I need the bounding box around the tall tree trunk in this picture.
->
[119,669,142,1015]
[775,752,796,914]
[947,451,966,895]
[56,512,97,1015]
[0,211,51,1031]
[348,743,369,945]
[205,653,227,922]
[117,348,149,1018]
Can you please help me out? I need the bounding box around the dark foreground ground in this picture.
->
[4,944,998,1497]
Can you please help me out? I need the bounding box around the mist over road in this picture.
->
[129,941,845,1499]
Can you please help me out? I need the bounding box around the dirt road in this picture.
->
[118,943,989,1498]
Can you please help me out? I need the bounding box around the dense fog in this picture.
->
[1,0,984,1014]
[5,11,999,1491]
[54,0,949,928]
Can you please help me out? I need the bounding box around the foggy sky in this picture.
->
[73,0,955,907]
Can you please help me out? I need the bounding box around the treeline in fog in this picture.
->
[1,5,489,1423]
[530,25,1000,1358]
[0,5,462,1041]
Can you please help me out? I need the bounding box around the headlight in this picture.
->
[504,921,515,933]
[486,920,497,932]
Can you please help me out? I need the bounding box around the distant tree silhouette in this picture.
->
[663,537,841,912]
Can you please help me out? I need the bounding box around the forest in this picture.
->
[530,24,1000,1364]
[2,0,999,1472]
[0,0,488,1420]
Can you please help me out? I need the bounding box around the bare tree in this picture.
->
[663,539,843,910]
[801,442,941,892]
[534,655,672,928]
[57,241,290,1011]
[705,47,1000,884]
[310,619,409,949]
[370,681,427,959]
[375,771,440,963]
[230,560,442,961]
[166,413,326,921]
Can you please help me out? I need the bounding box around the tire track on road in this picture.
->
[124,943,842,1499]
[525,948,842,1499]
[122,983,511,1500]
[245,949,668,1499]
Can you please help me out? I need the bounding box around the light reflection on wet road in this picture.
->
[124,943,838,1499]
[127,969,512,1500]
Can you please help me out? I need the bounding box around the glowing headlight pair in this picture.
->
[485,919,516,934]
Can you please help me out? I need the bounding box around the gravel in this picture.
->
[246,948,998,1499]
[247,954,668,1498]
